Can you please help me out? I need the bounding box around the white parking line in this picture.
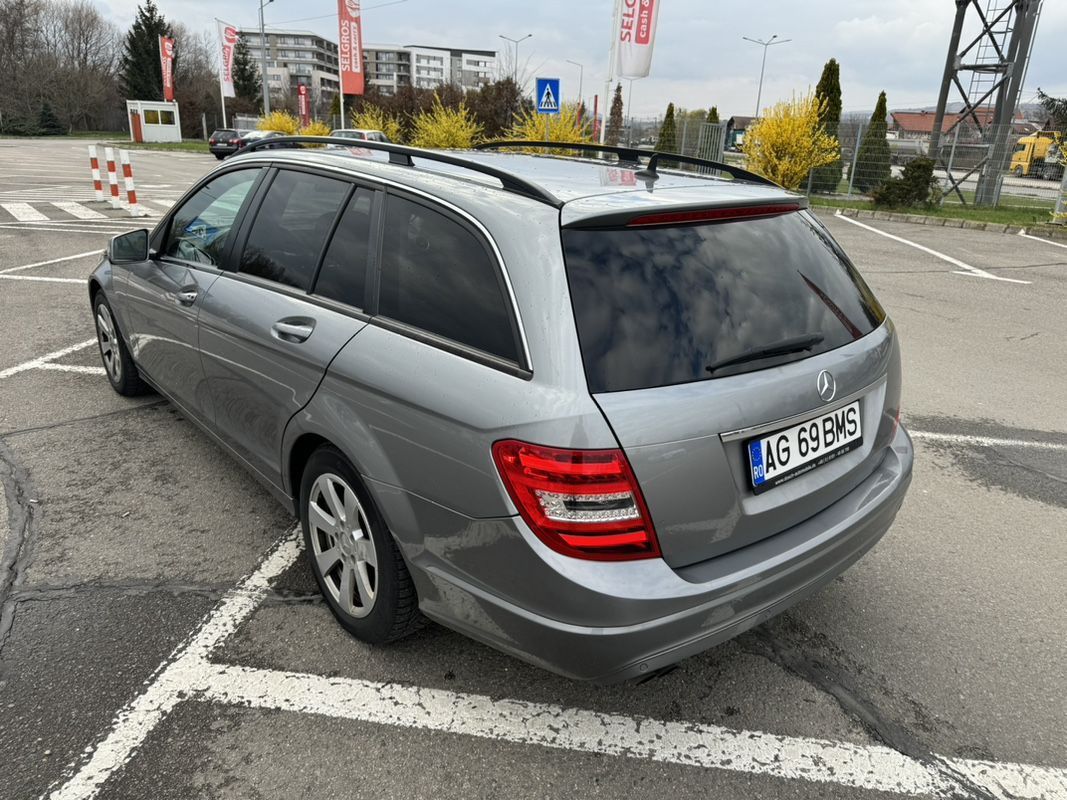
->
[37,363,106,375]
[1019,229,1067,250]
[0,274,84,284]
[51,201,108,220]
[0,339,96,379]
[43,529,1067,800]
[833,213,1031,284]
[0,202,49,222]
[0,250,101,275]
[909,430,1067,451]
[45,534,302,800]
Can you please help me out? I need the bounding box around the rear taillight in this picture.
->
[230,138,240,144]
[209,138,216,145]
[492,440,660,561]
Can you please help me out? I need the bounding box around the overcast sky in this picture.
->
[98,0,1067,118]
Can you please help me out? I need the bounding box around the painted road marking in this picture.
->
[44,529,1067,800]
[0,224,133,235]
[833,213,1031,284]
[0,339,96,379]
[1019,229,1067,250]
[37,363,106,375]
[0,250,102,275]
[909,430,1067,451]
[0,275,85,284]
[51,202,107,220]
[45,534,302,800]
[1,202,49,222]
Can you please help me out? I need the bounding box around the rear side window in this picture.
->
[562,210,886,393]
[313,187,374,309]
[239,170,350,290]
[378,195,519,362]
[164,169,259,267]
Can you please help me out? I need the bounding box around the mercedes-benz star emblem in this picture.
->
[817,370,837,402]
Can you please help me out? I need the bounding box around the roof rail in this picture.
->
[235,135,562,207]
[474,140,778,187]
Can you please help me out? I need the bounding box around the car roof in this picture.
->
[227,147,798,223]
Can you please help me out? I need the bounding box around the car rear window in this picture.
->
[211,129,236,139]
[562,210,886,393]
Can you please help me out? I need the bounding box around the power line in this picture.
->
[263,0,410,29]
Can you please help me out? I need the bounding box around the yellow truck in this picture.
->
[1010,131,1064,180]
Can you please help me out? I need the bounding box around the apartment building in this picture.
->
[239,29,341,105]
[363,45,497,95]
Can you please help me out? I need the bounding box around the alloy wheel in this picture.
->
[95,304,122,384]
[308,473,378,618]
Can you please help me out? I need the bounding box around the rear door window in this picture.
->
[378,194,519,363]
[164,169,259,267]
[239,170,350,291]
[562,210,886,393]
[312,187,375,309]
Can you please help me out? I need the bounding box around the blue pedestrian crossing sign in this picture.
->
[536,77,561,115]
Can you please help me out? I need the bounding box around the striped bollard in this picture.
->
[118,149,149,217]
[88,145,104,201]
[103,147,122,209]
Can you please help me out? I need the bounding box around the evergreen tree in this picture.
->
[657,102,677,151]
[1037,89,1067,129]
[233,37,262,106]
[119,1,170,101]
[811,58,842,193]
[605,83,624,146]
[37,102,65,135]
[707,106,719,124]
[850,91,891,193]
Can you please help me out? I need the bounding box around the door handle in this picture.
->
[271,319,315,343]
[176,289,198,306]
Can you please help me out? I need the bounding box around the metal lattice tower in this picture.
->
[928,0,1042,206]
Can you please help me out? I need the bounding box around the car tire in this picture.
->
[213,153,225,160]
[93,293,149,396]
[300,445,422,644]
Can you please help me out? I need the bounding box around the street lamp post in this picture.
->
[259,0,274,115]
[565,59,584,111]
[498,33,532,83]
[742,34,790,119]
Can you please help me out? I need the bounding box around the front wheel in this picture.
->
[94,294,149,396]
[300,446,422,644]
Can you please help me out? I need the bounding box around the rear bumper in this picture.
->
[410,424,913,683]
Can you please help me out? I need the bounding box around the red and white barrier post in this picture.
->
[118,149,148,217]
[103,147,122,209]
[87,145,104,202]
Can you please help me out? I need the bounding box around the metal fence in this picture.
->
[794,122,1064,212]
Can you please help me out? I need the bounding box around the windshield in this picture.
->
[562,210,886,393]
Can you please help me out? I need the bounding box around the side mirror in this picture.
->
[108,229,150,264]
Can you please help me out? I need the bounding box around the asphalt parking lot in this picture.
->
[0,137,1065,800]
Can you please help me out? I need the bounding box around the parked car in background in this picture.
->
[236,130,298,151]
[207,128,249,160]
[328,128,391,146]
[88,138,912,682]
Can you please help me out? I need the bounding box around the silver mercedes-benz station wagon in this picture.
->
[89,138,913,682]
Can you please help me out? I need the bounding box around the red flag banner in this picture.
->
[217,20,238,98]
[298,85,311,126]
[159,36,175,101]
[615,0,660,79]
[337,0,365,95]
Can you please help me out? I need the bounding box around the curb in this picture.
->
[827,207,1017,233]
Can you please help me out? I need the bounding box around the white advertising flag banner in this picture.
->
[217,20,238,98]
[615,0,660,79]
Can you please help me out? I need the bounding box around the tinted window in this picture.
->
[239,170,350,290]
[378,195,518,362]
[164,169,259,267]
[562,210,886,393]
[313,188,374,309]
[211,129,236,139]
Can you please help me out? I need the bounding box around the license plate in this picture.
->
[747,401,862,493]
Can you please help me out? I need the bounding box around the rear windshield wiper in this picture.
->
[705,333,825,375]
